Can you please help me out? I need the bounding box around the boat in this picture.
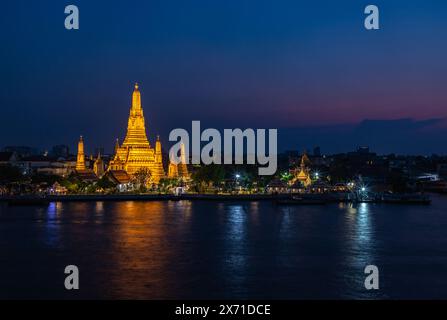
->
[380,193,431,205]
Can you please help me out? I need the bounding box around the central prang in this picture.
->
[107,84,165,183]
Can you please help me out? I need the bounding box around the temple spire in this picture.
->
[123,83,149,147]
[115,138,119,151]
[132,82,141,111]
[76,135,86,171]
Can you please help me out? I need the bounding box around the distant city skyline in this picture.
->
[1,1,447,154]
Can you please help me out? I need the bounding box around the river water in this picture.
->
[1,195,447,299]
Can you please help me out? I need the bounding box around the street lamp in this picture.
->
[235,174,241,193]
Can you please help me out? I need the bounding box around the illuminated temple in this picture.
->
[291,153,312,187]
[108,84,165,184]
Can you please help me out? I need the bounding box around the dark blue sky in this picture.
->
[1,0,446,155]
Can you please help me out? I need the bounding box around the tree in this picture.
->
[31,173,61,185]
[0,165,24,184]
[133,168,152,192]
[158,178,179,193]
[97,176,116,190]
[191,164,225,192]
[60,173,82,194]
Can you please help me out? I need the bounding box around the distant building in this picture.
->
[357,146,370,154]
[2,146,38,158]
[36,160,77,176]
[266,178,288,194]
[3,150,77,176]
[0,152,18,165]
[51,145,69,158]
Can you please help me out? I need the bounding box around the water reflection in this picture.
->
[342,202,380,298]
[95,201,104,214]
[221,205,248,294]
[47,202,57,217]
[346,203,375,264]
[44,202,61,247]
[105,201,182,299]
[5,199,447,299]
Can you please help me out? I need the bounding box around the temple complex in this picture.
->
[107,84,165,184]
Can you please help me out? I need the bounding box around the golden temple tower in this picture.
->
[178,142,189,178]
[76,136,86,171]
[108,84,165,184]
[168,142,189,179]
[151,135,164,182]
[93,152,105,177]
[168,162,178,178]
[291,153,312,187]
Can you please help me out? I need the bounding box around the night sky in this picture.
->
[1,0,446,155]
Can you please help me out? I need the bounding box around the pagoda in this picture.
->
[75,136,86,171]
[291,153,312,187]
[93,152,105,178]
[108,84,165,184]
[75,136,98,182]
[168,142,189,179]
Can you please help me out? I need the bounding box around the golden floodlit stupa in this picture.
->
[108,84,165,183]
[291,152,312,187]
[168,142,189,179]
[75,135,86,171]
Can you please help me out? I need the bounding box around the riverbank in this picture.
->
[0,193,290,203]
[0,192,437,204]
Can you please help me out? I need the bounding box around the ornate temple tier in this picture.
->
[108,84,165,184]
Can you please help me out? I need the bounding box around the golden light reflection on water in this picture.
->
[95,201,104,214]
[105,201,187,298]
